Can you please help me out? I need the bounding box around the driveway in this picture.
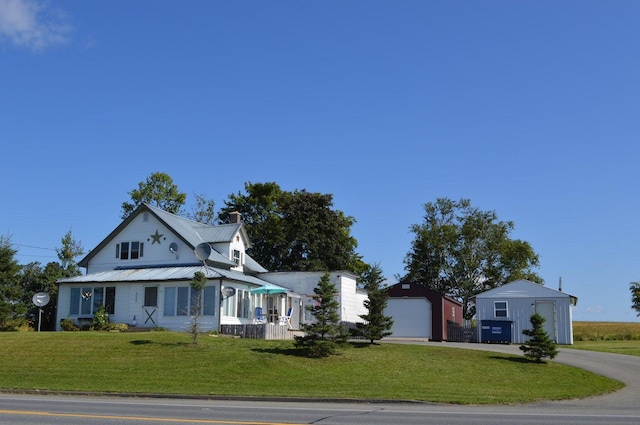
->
[384,339,640,412]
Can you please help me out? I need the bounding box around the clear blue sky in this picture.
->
[1,1,638,322]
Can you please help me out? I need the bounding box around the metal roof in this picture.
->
[78,203,252,268]
[58,265,276,287]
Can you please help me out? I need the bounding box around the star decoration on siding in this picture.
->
[150,230,164,244]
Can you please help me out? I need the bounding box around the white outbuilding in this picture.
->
[474,279,578,345]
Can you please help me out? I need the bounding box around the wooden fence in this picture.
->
[447,321,477,343]
[220,324,304,340]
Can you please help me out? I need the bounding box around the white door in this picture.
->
[535,301,557,342]
[385,298,432,338]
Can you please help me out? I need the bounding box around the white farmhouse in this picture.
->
[55,204,366,335]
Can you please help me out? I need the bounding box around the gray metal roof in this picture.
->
[79,203,253,269]
[58,265,275,287]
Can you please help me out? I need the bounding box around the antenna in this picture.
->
[193,243,212,263]
[32,292,50,332]
[169,242,179,259]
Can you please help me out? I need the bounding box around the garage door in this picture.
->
[385,298,432,338]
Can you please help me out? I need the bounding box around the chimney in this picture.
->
[229,211,242,224]
[559,276,563,292]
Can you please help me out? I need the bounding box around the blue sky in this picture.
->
[1,1,638,322]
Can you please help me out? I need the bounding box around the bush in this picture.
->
[60,318,79,331]
[91,306,110,331]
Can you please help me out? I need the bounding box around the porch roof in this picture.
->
[57,265,299,295]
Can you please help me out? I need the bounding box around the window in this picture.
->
[69,286,115,315]
[236,289,250,318]
[116,241,144,260]
[144,287,158,307]
[163,286,216,316]
[232,249,241,265]
[494,301,508,318]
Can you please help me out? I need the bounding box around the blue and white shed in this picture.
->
[474,279,578,345]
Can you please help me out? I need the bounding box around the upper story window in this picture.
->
[494,301,508,318]
[232,249,242,265]
[116,241,144,260]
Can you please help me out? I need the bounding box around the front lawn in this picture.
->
[0,332,622,404]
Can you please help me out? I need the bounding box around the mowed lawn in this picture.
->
[0,331,622,404]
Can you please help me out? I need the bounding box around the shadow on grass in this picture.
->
[129,340,191,348]
[251,341,377,357]
[130,340,153,345]
[251,347,308,357]
[489,354,545,364]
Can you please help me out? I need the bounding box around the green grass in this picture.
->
[0,332,622,404]
[571,340,640,356]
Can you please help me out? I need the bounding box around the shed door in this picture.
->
[535,301,557,342]
[386,298,431,338]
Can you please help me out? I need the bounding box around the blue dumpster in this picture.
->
[480,320,512,344]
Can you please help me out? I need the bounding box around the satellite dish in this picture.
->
[193,243,212,262]
[169,242,178,253]
[222,287,236,298]
[32,292,50,307]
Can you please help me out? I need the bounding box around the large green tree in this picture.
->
[121,171,187,219]
[356,263,393,343]
[0,236,26,330]
[219,182,366,273]
[404,198,541,319]
[631,281,640,316]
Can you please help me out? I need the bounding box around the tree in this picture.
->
[295,272,349,357]
[219,182,366,274]
[519,313,558,362]
[56,230,84,277]
[403,198,541,319]
[186,193,216,225]
[121,171,187,219]
[356,264,393,343]
[631,282,640,316]
[0,236,26,330]
[189,271,207,345]
[20,261,64,331]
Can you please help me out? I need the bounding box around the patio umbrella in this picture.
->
[250,283,288,322]
[249,283,288,295]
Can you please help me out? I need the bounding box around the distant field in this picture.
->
[571,321,640,356]
[573,321,640,341]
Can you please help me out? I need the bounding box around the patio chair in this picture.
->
[254,307,267,324]
[279,307,292,328]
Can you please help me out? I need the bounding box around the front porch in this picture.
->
[220,323,305,340]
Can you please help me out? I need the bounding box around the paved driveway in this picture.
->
[384,339,640,412]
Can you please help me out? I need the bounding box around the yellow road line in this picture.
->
[0,409,299,425]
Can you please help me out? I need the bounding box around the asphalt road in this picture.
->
[0,342,638,424]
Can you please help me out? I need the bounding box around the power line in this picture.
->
[11,243,56,251]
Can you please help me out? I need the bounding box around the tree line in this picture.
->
[9,170,612,332]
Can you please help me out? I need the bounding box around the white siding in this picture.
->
[88,215,195,273]
[475,280,575,344]
[260,271,367,324]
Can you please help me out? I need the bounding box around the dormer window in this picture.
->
[232,249,241,265]
[116,241,144,260]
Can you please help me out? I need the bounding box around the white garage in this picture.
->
[386,298,432,338]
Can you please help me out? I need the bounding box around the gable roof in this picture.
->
[475,279,578,305]
[78,203,252,269]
